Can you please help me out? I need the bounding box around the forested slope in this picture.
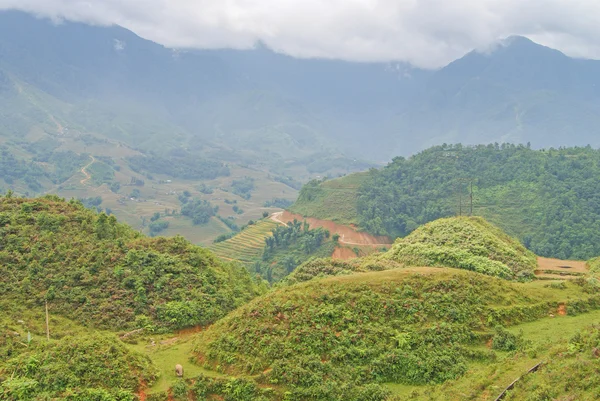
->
[0,194,264,331]
[292,144,600,260]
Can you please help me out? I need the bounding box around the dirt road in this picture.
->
[270,211,392,246]
[80,156,95,185]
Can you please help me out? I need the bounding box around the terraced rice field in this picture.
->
[209,219,279,264]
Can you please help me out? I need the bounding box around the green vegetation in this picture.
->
[87,160,115,185]
[263,198,294,209]
[149,220,169,236]
[281,257,401,286]
[231,177,255,200]
[380,216,537,280]
[180,198,218,225]
[193,268,600,399]
[127,154,230,180]
[0,195,262,331]
[290,172,368,225]
[503,325,600,400]
[254,220,334,282]
[356,144,600,260]
[1,333,157,400]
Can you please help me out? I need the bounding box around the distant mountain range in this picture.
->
[2,10,600,163]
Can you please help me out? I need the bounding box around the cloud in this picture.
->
[1,0,599,68]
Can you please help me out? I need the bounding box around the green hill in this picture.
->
[192,267,600,400]
[380,216,537,280]
[0,194,263,331]
[292,144,600,260]
[288,172,369,225]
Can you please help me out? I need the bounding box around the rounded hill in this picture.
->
[380,216,537,279]
[0,195,263,331]
[193,267,586,399]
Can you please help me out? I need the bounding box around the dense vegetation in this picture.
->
[358,144,600,260]
[127,154,230,180]
[254,220,334,282]
[230,177,255,200]
[380,217,537,280]
[0,195,262,331]
[194,268,600,400]
[1,333,157,400]
[180,197,218,225]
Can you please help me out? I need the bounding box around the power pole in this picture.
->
[45,300,50,341]
[470,180,474,216]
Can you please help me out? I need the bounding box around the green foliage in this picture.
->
[356,144,600,260]
[148,220,169,236]
[491,326,525,351]
[281,257,399,286]
[0,147,45,191]
[127,154,230,180]
[87,161,115,185]
[231,177,255,200]
[256,220,333,282]
[263,198,294,209]
[504,325,600,400]
[380,217,537,280]
[194,268,589,396]
[0,196,263,330]
[214,232,236,243]
[180,198,218,225]
[0,333,157,400]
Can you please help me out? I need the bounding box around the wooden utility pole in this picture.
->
[45,300,50,341]
[470,180,474,216]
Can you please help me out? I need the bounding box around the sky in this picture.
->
[1,0,599,69]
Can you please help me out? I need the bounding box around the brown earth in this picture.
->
[332,247,359,260]
[272,211,392,245]
[537,257,587,273]
[534,257,588,280]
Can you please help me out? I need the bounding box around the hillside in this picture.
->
[292,144,600,260]
[192,267,600,400]
[0,195,264,331]
[288,173,369,225]
[380,216,537,280]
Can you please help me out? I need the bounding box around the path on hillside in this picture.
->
[270,211,392,246]
[80,156,95,185]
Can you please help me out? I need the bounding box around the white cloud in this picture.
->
[1,0,600,68]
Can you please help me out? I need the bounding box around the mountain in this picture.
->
[389,36,600,155]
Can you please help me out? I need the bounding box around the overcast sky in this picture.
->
[1,0,599,68]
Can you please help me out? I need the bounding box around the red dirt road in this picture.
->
[271,211,392,246]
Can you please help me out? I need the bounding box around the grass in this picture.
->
[289,172,369,225]
[380,216,538,279]
[192,266,600,399]
[209,219,279,264]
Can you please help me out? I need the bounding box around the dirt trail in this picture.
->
[80,156,95,185]
[270,211,392,246]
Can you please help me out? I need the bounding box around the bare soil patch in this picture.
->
[272,211,392,245]
[537,257,587,273]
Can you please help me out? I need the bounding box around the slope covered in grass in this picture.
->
[380,216,537,279]
[288,173,368,225]
[0,195,264,331]
[193,268,598,399]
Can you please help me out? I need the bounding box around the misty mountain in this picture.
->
[2,11,600,164]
